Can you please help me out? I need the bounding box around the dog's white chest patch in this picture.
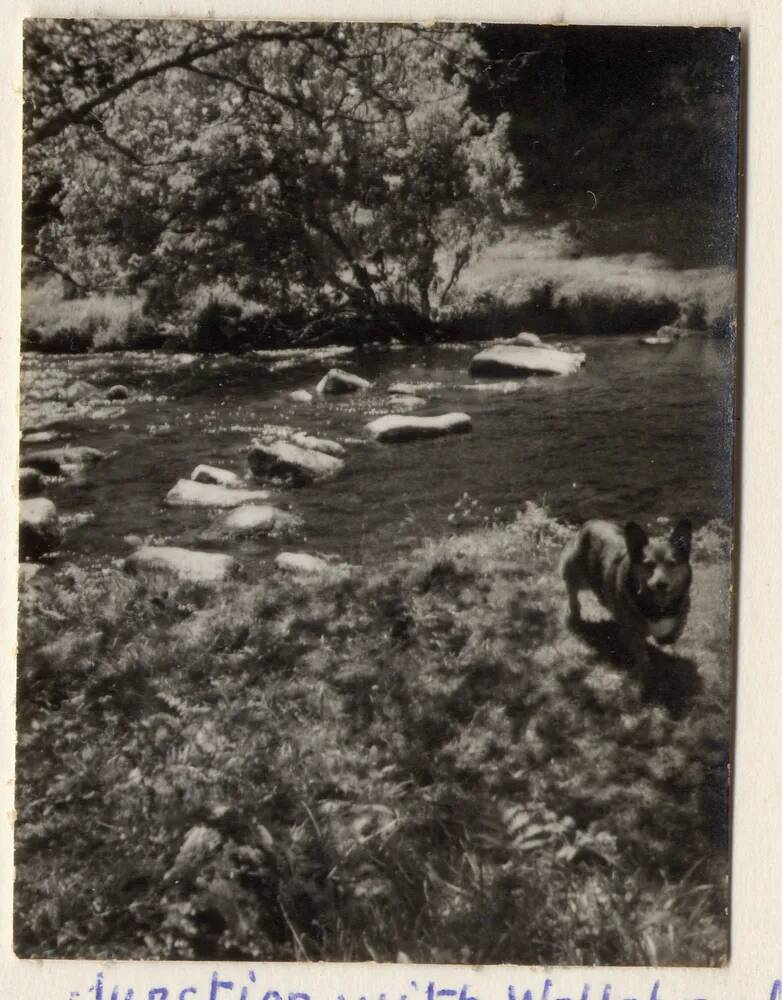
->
[649,617,677,641]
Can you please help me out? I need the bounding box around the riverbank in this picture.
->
[15,505,732,964]
[21,237,736,354]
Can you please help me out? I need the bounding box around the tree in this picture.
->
[24,20,523,335]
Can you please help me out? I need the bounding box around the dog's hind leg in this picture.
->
[560,537,584,624]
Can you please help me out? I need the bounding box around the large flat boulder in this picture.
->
[23,445,106,477]
[315,368,372,394]
[190,464,243,488]
[291,431,346,457]
[200,504,302,541]
[124,546,242,582]
[19,497,62,560]
[247,439,344,485]
[165,478,270,507]
[469,344,585,378]
[366,412,472,443]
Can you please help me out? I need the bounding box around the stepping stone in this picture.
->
[275,552,331,575]
[200,504,302,540]
[190,464,243,488]
[124,546,242,583]
[639,335,675,346]
[507,331,543,347]
[366,412,472,443]
[247,439,344,485]
[19,497,62,560]
[290,431,346,457]
[23,446,105,477]
[315,368,372,394]
[469,344,585,377]
[165,479,270,508]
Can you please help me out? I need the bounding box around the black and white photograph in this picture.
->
[15,20,739,966]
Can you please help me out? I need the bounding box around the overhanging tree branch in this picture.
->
[25,27,331,149]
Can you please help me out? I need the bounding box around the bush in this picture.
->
[188,298,245,352]
[21,323,94,354]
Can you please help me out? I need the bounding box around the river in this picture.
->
[19,333,735,573]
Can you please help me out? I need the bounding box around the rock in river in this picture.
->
[290,431,346,457]
[388,382,427,396]
[366,412,472,443]
[165,478,270,508]
[639,335,675,346]
[389,394,427,411]
[315,368,372,394]
[507,331,543,347]
[248,439,344,485]
[64,380,101,404]
[460,380,522,394]
[19,466,46,498]
[191,464,243,488]
[19,497,62,560]
[469,344,585,378]
[275,551,331,575]
[124,546,242,582]
[106,384,130,401]
[200,504,303,540]
[23,445,106,477]
[22,430,62,445]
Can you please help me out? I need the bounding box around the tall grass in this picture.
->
[21,277,165,352]
[15,507,731,964]
[445,226,737,338]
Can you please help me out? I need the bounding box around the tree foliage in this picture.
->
[24,21,523,328]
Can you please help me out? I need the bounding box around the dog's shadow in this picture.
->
[569,617,702,718]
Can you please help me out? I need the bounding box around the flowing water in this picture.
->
[20,333,735,574]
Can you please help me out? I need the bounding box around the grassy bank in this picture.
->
[14,506,732,964]
[448,226,737,340]
[21,228,736,354]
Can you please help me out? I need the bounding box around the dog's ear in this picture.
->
[670,519,692,560]
[624,521,648,562]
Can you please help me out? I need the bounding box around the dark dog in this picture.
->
[560,519,693,665]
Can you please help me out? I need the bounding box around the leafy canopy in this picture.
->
[25,21,523,323]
